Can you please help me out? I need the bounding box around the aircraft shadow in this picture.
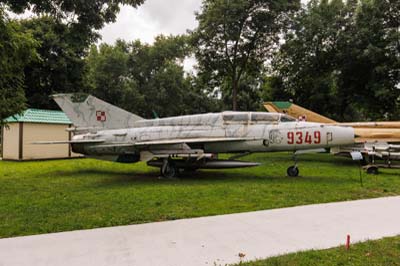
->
[41,166,363,187]
[44,169,159,182]
[94,169,359,187]
[375,170,400,176]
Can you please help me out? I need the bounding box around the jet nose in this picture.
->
[328,126,355,146]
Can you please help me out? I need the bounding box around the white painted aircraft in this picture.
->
[264,101,400,174]
[37,94,356,177]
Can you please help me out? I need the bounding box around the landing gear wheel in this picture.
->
[287,166,299,177]
[160,160,178,178]
[366,166,378,175]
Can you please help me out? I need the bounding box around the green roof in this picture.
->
[272,101,292,109]
[5,109,71,125]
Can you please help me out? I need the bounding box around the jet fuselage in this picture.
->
[71,112,355,162]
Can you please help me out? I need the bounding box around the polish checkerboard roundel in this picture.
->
[96,111,106,122]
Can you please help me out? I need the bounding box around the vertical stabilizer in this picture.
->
[52,93,144,129]
[264,102,337,123]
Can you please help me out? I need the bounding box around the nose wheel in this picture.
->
[287,165,299,177]
[287,152,299,177]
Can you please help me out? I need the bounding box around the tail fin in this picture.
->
[264,101,337,123]
[52,93,144,129]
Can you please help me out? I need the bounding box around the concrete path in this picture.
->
[1,197,400,266]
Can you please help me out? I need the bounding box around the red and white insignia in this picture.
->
[298,115,307,122]
[96,111,107,122]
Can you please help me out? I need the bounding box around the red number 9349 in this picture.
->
[287,131,321,145]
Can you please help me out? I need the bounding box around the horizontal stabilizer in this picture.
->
[66,127,103,133]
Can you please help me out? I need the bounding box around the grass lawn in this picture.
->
[235,235,400,266]
[0,152,399,238]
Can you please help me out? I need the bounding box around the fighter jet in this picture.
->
[37,94,355,177]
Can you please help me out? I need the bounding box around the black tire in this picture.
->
[160,162,178,178]
[287,166,299,177]
[366,166,379,175]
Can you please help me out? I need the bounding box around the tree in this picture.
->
[2,0,145,31]
[271,0,400,121]
[0,9,37,124]
[127,35,194,117]
[21,16,89,109]
[191,0,300,110]
[270,0,353,120]
[85,40,145,115]
[1,0,146,110]
[336,0,400,120]
[86,36,216,118]
[220,74,264,111]
[184,74,222,114]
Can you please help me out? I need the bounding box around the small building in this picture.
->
[1,109,79,161]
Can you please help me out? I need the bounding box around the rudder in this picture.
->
[52,93,144,129]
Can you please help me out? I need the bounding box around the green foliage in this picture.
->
[128,35,192,117]
[0,0,146,112]
[2,0,398,119]
[0,10,37,124]
[20,16,89,109]
[221,74,264,111]
[86,36,219,118]
[270,0,400,121]
[1,153,400,238]
[1,0,145,30]
[338,0,400,120]
[192,0,300,110]
[85,41,142,113]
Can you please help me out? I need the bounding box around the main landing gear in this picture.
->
[287,153,300,177]
[160,158,178,178]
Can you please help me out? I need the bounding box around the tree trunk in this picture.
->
[232,78,238,111]
[232,86,237,111]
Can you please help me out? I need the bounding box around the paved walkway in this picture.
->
[1,197,400,266]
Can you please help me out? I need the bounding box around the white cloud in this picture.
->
[99,0,311,73]
[99,0,202,44]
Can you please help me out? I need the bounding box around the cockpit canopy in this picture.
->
[222,112,296,124]
[134,111,296,128]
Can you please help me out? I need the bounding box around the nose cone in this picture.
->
[328,125,355,146]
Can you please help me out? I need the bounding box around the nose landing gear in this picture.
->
[287,165,299,177]
[287,153,300,177]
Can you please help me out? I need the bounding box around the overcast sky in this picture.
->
[100,0,202,44]
[100,0,310,72]
[100,0,309,45]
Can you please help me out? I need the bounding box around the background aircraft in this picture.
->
[37,94,355,178]
[264,101,400,173]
